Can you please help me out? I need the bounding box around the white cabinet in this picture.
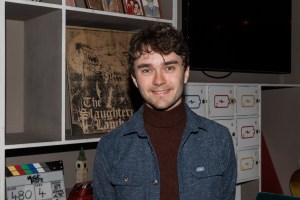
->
[208,86,235,117]
[184,85,207,117]
[237,148,260,182]
[0,0,178,197]
[237,118,260,149]
[236,86,260,116]
[184,83,261,185]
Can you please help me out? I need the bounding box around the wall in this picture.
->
[262,87,300,195]
[6,20,24,133]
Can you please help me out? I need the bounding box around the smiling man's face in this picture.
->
[131,50,189,111]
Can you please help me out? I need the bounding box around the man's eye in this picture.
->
[165,66,175,72]
[141,69,151,74]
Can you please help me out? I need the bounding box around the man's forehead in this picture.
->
[139,51,179,61]
[133,52,182,67]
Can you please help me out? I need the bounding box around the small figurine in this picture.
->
[76,147,88,183]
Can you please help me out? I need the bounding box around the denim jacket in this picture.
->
[93,104,237,200]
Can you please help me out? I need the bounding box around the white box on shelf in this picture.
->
[236,86,260,116]
[208,86,235,117]
[184,84,207,117]
[237,117,260,149]
[236,148,260,183]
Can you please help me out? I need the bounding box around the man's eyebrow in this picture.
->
[164,60,180,65]
[136,63,151,69]
[136,60,180,69]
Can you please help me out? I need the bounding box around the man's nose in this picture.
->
[153,71,166,86]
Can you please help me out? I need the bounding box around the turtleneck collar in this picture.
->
[143,101,186,128]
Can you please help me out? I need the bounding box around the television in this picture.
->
[182,0,292,74]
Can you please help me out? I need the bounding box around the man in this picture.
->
[93,23,237,200]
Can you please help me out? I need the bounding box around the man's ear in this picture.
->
[131,74,138,88]
[184,66,190,84]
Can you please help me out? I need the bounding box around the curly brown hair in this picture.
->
[128,23,189,76]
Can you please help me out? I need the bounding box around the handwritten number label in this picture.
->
[8,186,34,200]
[11,190,31,200]
[35,182,52,199]
[52,181,65,198]
[38,187,46,198]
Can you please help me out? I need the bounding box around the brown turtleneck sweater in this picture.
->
[144,101,186,200]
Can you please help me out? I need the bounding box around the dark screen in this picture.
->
[182,0,291,73]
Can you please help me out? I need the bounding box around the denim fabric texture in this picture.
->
[93,104,237,200]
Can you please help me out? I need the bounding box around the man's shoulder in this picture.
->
[99,119,132,142]
[186,106,231,142]
[186,106,228,131]
[98,107,143,144]
[200,115,228,131]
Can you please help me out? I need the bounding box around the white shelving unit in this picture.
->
[0,0,177,197]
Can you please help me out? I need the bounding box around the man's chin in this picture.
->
[147,102,176,111]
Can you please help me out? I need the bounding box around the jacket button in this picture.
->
[123,176,129,182]
[152,179,158,185]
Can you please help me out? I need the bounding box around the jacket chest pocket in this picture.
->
[191,164,223,178]
[111,168,151,200]
[186,163,224,199]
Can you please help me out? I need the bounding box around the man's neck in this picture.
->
[143,101,186,128]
